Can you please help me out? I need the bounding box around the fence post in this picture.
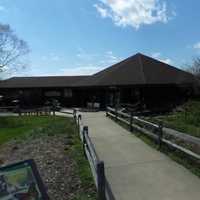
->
[106,107,108,117]
[130,111,133,132]
[82,126,88,158]
[158,121,163,149]
[17,105,21,116]
[78,114,82,125]
[73,109,77,121]
[115,106,118,121]
[52,106,55,116]
[97,161,106,200]
[78,114,82,132]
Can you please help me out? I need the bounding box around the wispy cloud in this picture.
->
[76,48,122,66]
[105,51,122,63]
[60,65,104,76]
[193,42,200,50]
[151,52,161,58]
[151,52,172,64]
[94,4,108,18]
[60,49,122,75]
[94,0,173,29]
[76,48,98,61]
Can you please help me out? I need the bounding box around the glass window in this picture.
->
[64,89,72,98]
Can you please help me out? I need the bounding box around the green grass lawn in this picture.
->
[0,116,62,144]
[0,116,97,200]
[146,100,200,138]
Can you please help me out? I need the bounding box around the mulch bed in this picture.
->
[0,135,89,200]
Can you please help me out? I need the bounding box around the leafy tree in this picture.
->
[0,23,29,75]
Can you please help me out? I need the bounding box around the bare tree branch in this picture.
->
[0,23,29,74]
[185,57,200,79]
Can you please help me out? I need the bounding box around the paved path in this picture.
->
[0,112,18,117]
[82,112,200,200]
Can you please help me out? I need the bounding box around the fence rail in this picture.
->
[0,106,69,116]
[0,106,17,110]
[73,110,114,200]
[106,106,200,161]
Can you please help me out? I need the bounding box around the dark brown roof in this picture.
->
[0,53,197,88]
[0,76,89,88]
[78,53,196,86]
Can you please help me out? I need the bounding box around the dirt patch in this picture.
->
[0,135,89,200]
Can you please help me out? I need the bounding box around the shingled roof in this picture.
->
[0,53,197,88]
[0,76,89,88]
[78,53,196,87]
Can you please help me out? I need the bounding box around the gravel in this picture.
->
[0,135,85,200]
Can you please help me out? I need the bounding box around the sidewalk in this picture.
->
[0,112,18,117]
[82,112,200,200]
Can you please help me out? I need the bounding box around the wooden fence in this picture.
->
[0,106,54,116]
[106,106,200,161]
[18,107,52,116]
[73,110,115,200]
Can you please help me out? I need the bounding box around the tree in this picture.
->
[185,57,200,79]
[0,23,29,74]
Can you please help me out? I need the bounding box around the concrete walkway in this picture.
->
[0,112,18,117]
[82,112,200,200]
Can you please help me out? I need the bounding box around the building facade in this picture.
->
[0,53,199,111]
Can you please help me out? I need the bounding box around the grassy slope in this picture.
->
[0,116,97,200]
[147,100,200,138]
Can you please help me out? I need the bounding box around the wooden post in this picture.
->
[36,108,39,116]
[97,161,106,200]
[158,121,163,149]
[78,114,82,132]
[17,105,21,116]
[78,114,82,124]
[115,106,118,121]
[73,109,77,121]
[82,126,88,158]
[130,111,133,132]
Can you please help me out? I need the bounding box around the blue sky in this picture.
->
[1,0,200,77]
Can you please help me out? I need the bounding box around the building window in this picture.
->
[45,91,61,97]
[64,89,72,98]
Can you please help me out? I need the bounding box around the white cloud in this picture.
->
[76,48,98,60]
[21,50,122,77]
[94,0,172,29]
[61,50,122,76]
[105,51,121,63]
[94,4,109,18]
[76,48,121,66]
[151,52,172,64]
[160,58,172,64]
[151,52,161,58]
[60,65,105,76]
[193,42,200,49]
